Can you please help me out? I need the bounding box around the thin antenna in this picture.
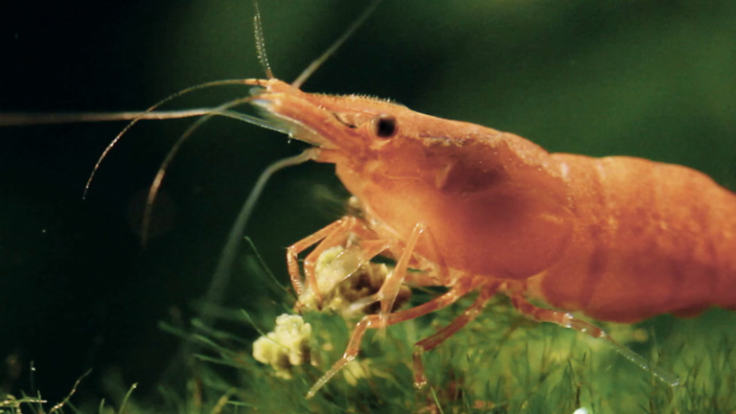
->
[253,0,274,79]
[201,149,317,329]
[141,96,254,245]
[83,79,249,200]
[291,0,385,89]
[0,109,212,127]
[139,94,286,246]
[160,120,315,387]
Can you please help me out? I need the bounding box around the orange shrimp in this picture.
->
[243,75,736,397]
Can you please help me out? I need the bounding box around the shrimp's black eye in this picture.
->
[372,113,397,138]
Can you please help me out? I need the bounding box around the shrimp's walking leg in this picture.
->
[306,276,484,399]
[509,295,608,338]
[378,222,425,318]
[510,295,680,386]
[412,281,500,388]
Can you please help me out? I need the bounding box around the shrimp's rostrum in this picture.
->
[248,77,736,396]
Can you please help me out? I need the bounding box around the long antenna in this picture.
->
[201,149,317,328]
[0,110,212,127]
[291,0,385,89]
[139,94,283,246]
[83,79,250,199]
[252,0,274,79]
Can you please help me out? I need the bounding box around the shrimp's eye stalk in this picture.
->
[373,113,397,138]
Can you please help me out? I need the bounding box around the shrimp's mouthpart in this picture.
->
[244,78,326,148]
[250,93,333,149]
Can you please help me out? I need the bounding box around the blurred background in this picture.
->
[1,0,735,405]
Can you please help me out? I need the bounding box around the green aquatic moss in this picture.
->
[154,244,736,414]
[10,243,736,413]
[151,301,736,413]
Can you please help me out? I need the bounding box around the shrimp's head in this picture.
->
[245,78,406,158]
[248,78,573,279]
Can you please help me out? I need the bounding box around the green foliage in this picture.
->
[125,243,736,413]
[141,291,736,413]
[6,250,736,414]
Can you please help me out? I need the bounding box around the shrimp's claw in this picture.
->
[288,216,388,311]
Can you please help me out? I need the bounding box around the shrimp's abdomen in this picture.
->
[529,154,736,323]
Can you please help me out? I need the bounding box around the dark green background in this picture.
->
[1,0,735,404]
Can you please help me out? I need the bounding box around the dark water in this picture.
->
[1,0,735,405]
